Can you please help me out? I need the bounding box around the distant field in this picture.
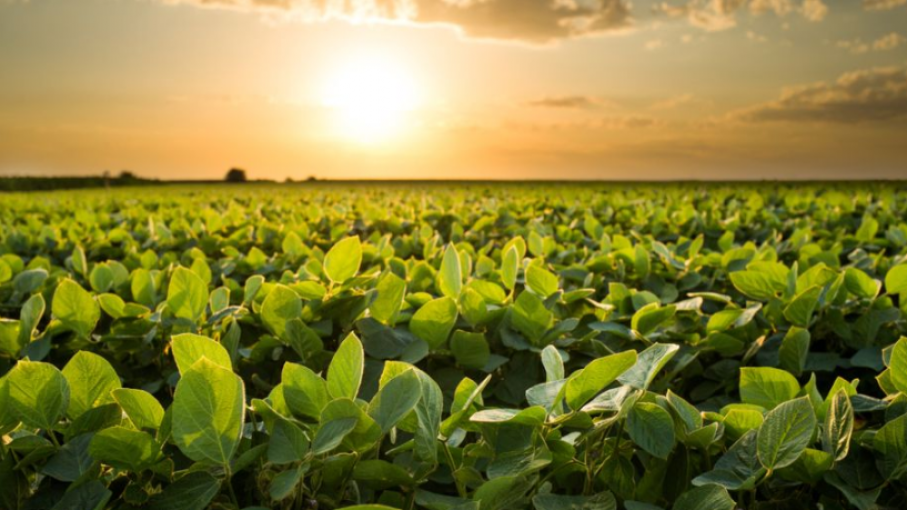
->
[1,182,906,510]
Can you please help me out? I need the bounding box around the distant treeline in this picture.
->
[0,174,164,192]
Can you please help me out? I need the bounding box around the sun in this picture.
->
[321,55,420,144]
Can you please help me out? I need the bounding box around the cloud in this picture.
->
[649,93,695,110]
[645,38,664,50]
[863,0,906,10]
[652,0,826,31]
[836,32,905,54]
[733,66,907,124]
[156,0,633,43]
[526,95,606,109]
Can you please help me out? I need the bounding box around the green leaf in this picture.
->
[370,272,406,324]
[62,351,121,420]
[873,413,907,480]
[268,419,310,464]
[783,285,821,327]
[511,291,553,345]
[885,264,907,295]
[269,466,304,500]
[112,388,165,431]
[844,268,881,299]
[52,279,100,338]
[368,369,422,434]
[532,492,617,510]
[51,480,111,510]
[282,362,328,420]
[757,397,816,470]
[7,360,69,430]
[627,402,676,459]
[18,293,45,347]
[526,265,559,298]
[167,267,208,322]
[693,430,763,490]
[631,304,676,335]
[89,264,115,293]
[437,244,463,299]
[312,417,358,454]
[260,284,302,341]
[413,370,443,464]
[822,389,853,463]
[171,333,232,374]
[778,327,810,376]
[541,345,564,383]
[327,333,364,400]
[501,245,519,291]
[172,357,245,465]
[673,484,734,510]
[739,367,800,409]
[42,433,93,482]
[148,472,221,510]
[450,330,490,370]
[566,350,637,410]
[618,343,679,390]
[410,297,458,350]
[889,337,907,394]
[89,426,158,470]
[324,236,362,283]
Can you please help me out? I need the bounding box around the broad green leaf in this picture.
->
[783,285,821,327]
[370,272,406,324]
[885,264,907,295]
[437,244,463,299]
[730,269,786,301]
[282,362,328,420]
[167,267,208,322]
[89,264,115,293]
[739,367,800,409]
[327,333,364,399]
[541,345,564,382]
[268,419,310,464]
[323,236,362,283]
[450,330,490,370]
[526,265,559,298]
[822,389,853,463]
[42,433,93,482]
[673,484,734,510]
[757,397,816,470]
[410,297,458,349]
[18,293,45,347]
[51,480,111,510]
[501,245,519,291]
[260,284,302,340]
[413,370,443,464]
[693,430,763,490]
[172,357,245,465]
[148,472,221,510]
[778,327,810,376]
[844,268,881,299]
[171,333,232,374]
[52,279,100,338]
[511,291,553,345]
[89,426,158,470]
[873,413,907,480]
[368,369,422,434]
[631,304,676,335]
[566,350,637,410]
[889,337,907,394]
[270,466,304,500]
[112,388,165,431]
[7,360,69,430]
[532,492,617,510]
[62,351,121,420]
[313,417,358,454]
[0,320,21,358]
[627,402,675,459]
[617,343,679,390]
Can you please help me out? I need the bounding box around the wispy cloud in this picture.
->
[526,96,610,110]
[732,66,907,123]
[836,32,905,54]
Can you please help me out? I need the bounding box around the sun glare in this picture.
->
[321,55,420,144]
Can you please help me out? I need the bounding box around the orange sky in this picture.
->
[1,0,906,180]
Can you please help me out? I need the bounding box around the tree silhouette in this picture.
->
[225,168,247,183]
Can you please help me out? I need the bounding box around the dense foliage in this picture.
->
[1,182,907,510]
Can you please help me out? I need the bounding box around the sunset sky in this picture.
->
[1,0,906,180]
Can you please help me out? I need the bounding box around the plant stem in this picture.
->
[442,443,467,498]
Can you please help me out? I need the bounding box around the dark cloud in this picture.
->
[733,66,907,123]
[526,95,604,109]
[157,0,632,43]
